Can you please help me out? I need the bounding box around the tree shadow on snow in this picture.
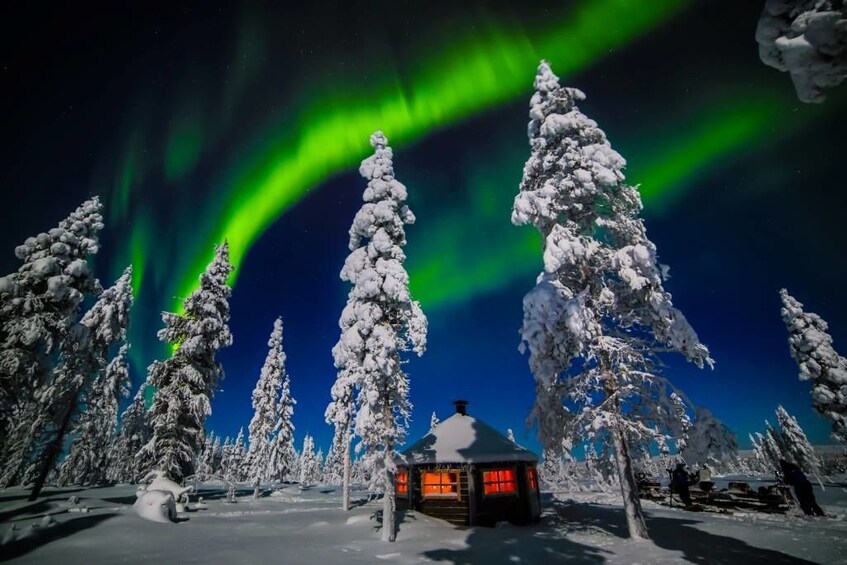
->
[0,512,116,562]
[350,492,382,509]
[0,487,86,505]
[100,495,140,505]
[0,500,55,524]
[647,515,817,565]
[548,498,817,564]
[421,510,609,564]
[371,508,416,536]
[545,497,629,539]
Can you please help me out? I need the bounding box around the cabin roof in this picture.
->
[400,412,538,465]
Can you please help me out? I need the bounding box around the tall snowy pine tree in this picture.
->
[28,264,131,499]
[511,62,712,540]
[58,268,133,487]
[109,382,151,483]
[330,131,427,541]
[268,361,296,483]
[59,344,131,486]
[0,198,104,488]
[245,317,287,497]
[137,242,233,482]
[780,289,847,442]
[298,434,320,488]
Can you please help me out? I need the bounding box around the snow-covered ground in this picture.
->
[2,477,846,564]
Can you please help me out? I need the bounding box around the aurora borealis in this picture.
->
[2,0,845,455]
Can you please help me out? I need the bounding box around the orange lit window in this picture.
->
[483,469,517,496]
[397,472,408,496]
[527,467,538,491]
[422,471,459,498]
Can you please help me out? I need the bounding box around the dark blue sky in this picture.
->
[1,0,845,458]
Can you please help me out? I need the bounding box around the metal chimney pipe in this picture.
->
[453,400,468,416]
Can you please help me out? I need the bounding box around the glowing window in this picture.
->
[422,471,459,498]
[527,467,538,491]
[397,472,408,495]
[483,469,517,496]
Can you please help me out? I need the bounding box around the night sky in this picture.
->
[2,0,845,457]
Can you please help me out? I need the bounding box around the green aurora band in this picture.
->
[109,0,837,373]
[166,0,689,314]
[404,87,812,310]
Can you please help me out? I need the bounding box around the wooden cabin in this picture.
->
[396,400,541,527]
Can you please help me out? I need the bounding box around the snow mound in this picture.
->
[140,470,193,502]
[134,489,177,523]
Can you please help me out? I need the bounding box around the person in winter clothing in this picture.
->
[671,462,693,506]
[779,459,824,516]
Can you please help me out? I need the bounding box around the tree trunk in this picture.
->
[603,360,649,541]
[342,430,351,511]
[610,417,650,540]
[382,402,396,542]
[29,390,79,501]
[382,450,396,542]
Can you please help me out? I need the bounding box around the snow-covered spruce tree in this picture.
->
[325,366,357,510]
[749,433,768,474]
[219,436,234,480]
[298,434,321,488]
[59,343,131,487]
[109,383,151,483]
[757,428,784,475]
[756,0,846,103]
[429,411,439,431]
[194,432,217,480]
[315,448,325,483]
[332,131,427,542]
[27,264,132,500]
[512,62,712,540]
[780,289,847,442]
[680,407,739,472]
[766,419,789,461]
[322,436,344,485]
[231,427,247,482]
[136,242,233,482]
[57,267,133,487]
[245,317,286,497]
[776,404,823,485]
[0,198,104,488]
[268,363,296,483]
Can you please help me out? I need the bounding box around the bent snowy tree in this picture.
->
[780,289,847,443]
[512,61,713,540]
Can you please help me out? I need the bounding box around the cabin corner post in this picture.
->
[467,465,477,526]
[409,464,415,509]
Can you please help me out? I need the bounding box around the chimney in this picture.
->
[453,400,468,416]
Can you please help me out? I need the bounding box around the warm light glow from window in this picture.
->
[483,468,517,495]
[397,472,408,495]
[527,467,538,491]
[423,471,459,497]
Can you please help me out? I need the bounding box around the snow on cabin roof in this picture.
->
[400,413,538,465]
